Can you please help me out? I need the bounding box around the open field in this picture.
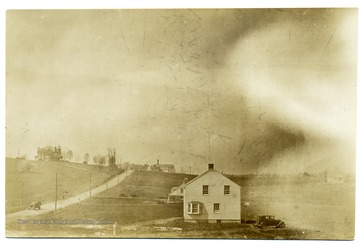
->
[6,158,119,213]
[5,196,322,239]
[99,171,196,198]
[6,198,332,239]
[27,197,183,225]
[6,169,355,239]
[6,197,183,237]
[240,181,355,239]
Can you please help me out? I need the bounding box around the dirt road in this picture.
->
[6,170,133,222]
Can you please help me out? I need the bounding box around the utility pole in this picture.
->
[21,182,24,207]
[89,172,92,198]
[55,172,58,211]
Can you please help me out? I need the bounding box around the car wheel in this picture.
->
[277,222,285,228]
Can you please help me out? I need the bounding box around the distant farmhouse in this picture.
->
[35,145,63,161]
[151,159,175,173]
[167,178,187,203]
[182,164,241,223]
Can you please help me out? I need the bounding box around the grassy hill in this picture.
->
[6,158,119,213]
[7,170,197,236]
[99,171,196,198]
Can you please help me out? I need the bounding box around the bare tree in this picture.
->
[107,148,117,169]
[83,153,90,164]
[61,150,66,161]
[99,156,106,166]
[93,154,106,167]
[93,155,99,165]
[66,150,73,162]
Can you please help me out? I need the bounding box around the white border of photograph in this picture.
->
[1,1,359,246]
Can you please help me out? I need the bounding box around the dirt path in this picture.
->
[6,170,133,222]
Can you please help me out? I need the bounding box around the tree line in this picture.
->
[62,148,117,170]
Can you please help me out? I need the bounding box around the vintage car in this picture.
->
[256,215,285,228]
[28,201,42,210]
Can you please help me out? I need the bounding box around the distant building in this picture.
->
[36,145,63,161]
[167,178,188,203]
[182,164,241,223]
[152,159,175,173]
[157,164,175,173]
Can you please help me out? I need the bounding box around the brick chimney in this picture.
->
[157,159,159,165]
[208,163,214,170]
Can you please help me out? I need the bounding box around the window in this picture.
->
[187,203,192,213]
[202,185,209,195]
[224,185,230,195]
[192,204,199,213]
[180,188,183,194]
[214,203,220,213]
[187,202,202,214]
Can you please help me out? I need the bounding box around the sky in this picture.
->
[5,8,357,175]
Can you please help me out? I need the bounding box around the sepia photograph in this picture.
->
[4,6,358,240]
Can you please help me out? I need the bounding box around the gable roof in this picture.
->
[169,183,186,195]
[183,168,241,188]
[171,182,186,191]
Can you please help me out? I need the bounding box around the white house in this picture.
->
[167,178,188,203]
[183,164,241,223]
[167,183,185,203]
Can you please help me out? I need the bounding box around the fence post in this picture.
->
[55,172,58,211]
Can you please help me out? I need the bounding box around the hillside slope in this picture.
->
[6,158,118,213]
[99,171,196,198]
